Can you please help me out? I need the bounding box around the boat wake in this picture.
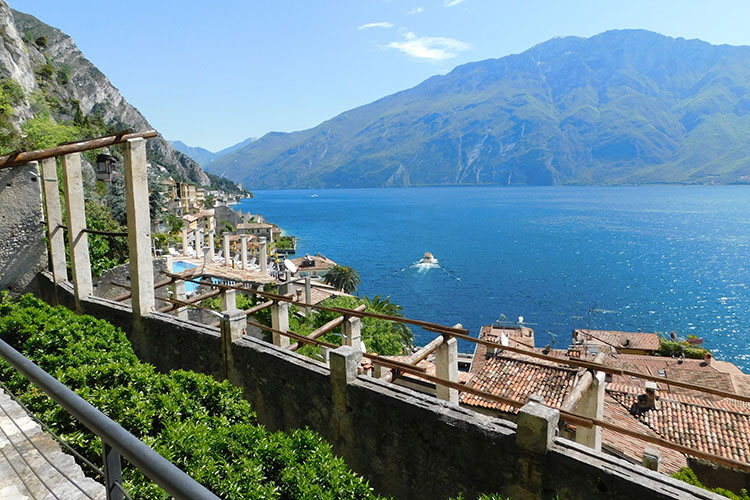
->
[413,260,440,273]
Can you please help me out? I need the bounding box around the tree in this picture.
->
[364,295,413,351]
[324,265,360,294]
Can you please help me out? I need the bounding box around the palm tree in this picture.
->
[324,265,360,294]
[364,294,414,351]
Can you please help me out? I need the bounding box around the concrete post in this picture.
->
[61,152,93,306]
[330,346,362,387]
[342,316,362,350]
[40,158,67,284]
[196,229,203,258]
[207,230,215,262]
[435,337,459,404]
[241,235,248,270]
[181,226,189,256]
[259,237,268,274]
[642,447,661,472]
[220,309,247,380]
[203,250,212,266]
[223,233,230,267]
[575,370,605,452]
[305,275,312,313]
[516,400,559,454]
[124,138,155,318]
[174,279,188,320]
[271,300,290,347]
[222,289,237,312]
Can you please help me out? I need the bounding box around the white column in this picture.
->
[40,158,66,284]
[194,229,202,258]
[61,152,92,305]
[435,337,459,403]
[271,300,290,347]
[223,233,231,267]
[181,226,189,256]
[342,316,362,351]
[174,279,188,320]
[259,237,268,274]
[124,137,155,317]
[241,235,248,270]
[207,230,215,262]
[305,275,312,313]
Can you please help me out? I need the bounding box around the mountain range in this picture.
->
[201,29,750,189]
[169,137,256,168]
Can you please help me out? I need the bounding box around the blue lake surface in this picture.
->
[236,186,750,371]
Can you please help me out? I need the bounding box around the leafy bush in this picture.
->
[673,467,750,499]
[658,338,709,359]
[0,294,382,499]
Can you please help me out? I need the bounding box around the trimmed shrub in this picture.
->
[0,293,382,499]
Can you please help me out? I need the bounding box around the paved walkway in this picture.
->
[0,388,105,500]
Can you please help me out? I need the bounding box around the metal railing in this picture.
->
[0,338,220,500]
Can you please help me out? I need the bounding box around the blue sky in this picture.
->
[9,1,750,151]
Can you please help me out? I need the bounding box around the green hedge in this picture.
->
[0,293,382,499]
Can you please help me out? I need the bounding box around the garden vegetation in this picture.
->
[0,293,384,499]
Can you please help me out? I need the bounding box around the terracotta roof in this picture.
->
[602,393,687,474]
[460,353,577,413]
[290,254,338,272]
[602,354,750,399]
[481,325,535,349]
[573,329,660,352]
[608,389,750,466]
[237,222,273,229]
[384,356,473,385]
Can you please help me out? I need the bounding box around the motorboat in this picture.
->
[419,252,437,264]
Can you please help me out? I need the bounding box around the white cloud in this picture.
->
[444,0,465,6]
[407,7,424,14]
[358,22,394,30]
[386,32,471,61]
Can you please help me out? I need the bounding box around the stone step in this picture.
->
[0,388,106,499]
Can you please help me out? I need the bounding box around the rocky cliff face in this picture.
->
[2,3,209,185]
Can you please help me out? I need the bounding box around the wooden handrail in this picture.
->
[0,130,158,169]
[288,304,366,352]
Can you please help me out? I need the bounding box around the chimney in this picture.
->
[637,381,660,411]
[704,352,712,366]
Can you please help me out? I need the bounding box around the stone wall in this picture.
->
[0,163,46,294]
[39,273,723,500]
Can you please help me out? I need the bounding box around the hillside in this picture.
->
[1,3,229,188]
[207,30,750,188]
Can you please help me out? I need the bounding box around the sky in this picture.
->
[8,1,750,152]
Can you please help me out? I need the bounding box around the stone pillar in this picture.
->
[516,399,559,454]
[181,226,189,256]
[259,237,268,274]
[575,370,605,451]
[642,447,661,472]
[61,152,93,306]
[174,279,188,320]
[305,275,312,313]
[342,316,362,350]
[435,337,459,403]
[241,235,248,270]
[41,158,66,284]
[193,229,201,258]
[223,233,231,267]
[330,346,362,387]
[124,138,155,317]
[203,249,212,266]
[271,300,290,347]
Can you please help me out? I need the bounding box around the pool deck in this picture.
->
[173,257,276,285]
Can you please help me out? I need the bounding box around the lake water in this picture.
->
[236,186,750,371]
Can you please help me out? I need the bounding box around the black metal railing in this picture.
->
[0,338,220,500]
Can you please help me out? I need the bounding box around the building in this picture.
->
[289,254,338,278]
[572,329,661,355]
[237,222,275,243]
[95,153,118,183]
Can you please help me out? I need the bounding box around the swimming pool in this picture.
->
[172,260,198,293]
